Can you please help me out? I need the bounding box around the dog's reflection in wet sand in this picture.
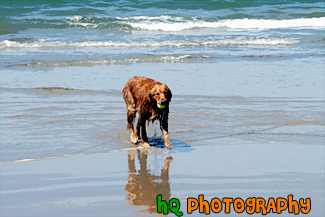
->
[125,148,172,214]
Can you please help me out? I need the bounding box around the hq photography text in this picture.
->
[156,194,311,216]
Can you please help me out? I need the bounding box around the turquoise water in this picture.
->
[0,0,324,161]
[1,0,324,68]
[1,3,324,217]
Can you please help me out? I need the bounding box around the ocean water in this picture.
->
[0,0,324,161]
[1,0,325,67]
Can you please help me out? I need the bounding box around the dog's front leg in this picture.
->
[140,117,150,148]
[160,116,172,149]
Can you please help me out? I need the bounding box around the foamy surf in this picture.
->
[0,37,300,50]
[117,16,325,31]
[31,15,325,31]
[10,55,196,67]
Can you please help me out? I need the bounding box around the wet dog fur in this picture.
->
[122,76,172,148]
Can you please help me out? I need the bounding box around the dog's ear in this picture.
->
[167,89,172,101]
[148,89,153,100]
[148,85,158,101]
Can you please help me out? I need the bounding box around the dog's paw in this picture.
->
[130,134,138,144]
[142,142,150,148]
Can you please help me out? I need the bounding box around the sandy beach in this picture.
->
[1,61,324,217]
[1,0,325,216]
[1,143,324,216]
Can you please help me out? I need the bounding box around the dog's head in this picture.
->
[149,83,172,108]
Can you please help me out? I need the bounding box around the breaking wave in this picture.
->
[14,16,324,32]
[114,16,325,31]
[0,37,300,50]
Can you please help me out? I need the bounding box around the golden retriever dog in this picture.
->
[122,76,172,148]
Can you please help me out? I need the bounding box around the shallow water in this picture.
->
[1,61,324,162]
[1,1,325,216]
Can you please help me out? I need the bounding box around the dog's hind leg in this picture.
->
[135,119,141,140]
[123,87,138,144]
[127,108,138,144]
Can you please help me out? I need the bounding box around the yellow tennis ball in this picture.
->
[157,103,166,109]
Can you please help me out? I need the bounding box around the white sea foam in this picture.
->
[117,16,325,31]
[116,15,187,22]
[66,15,84,22]
[0,37,300,50]
[65,16,101,28]
[62,16,325,31]
[10,55,196,67]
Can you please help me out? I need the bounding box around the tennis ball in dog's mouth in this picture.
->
[157,103,166,109]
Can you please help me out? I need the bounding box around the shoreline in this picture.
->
[1,143,324,217]
[1,1,324,216]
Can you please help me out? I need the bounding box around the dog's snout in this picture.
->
[160,98,167,104]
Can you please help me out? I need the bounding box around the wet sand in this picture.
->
[1,62,324,162]
[1,143,324,217]
[1,86,323,162]
[1,0,325,214]
[1,61,324,216]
